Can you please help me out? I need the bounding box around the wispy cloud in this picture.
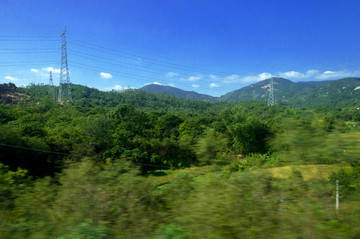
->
[217,69,359,85]
[166,72,178,77]
[316,70,357,79]
[168,83,175,87]
[209,83,219,88]
[240,72,274,83]
[144,82,162,86]
[279,71,306,79]
[4,76,18,82]
[278,69,359,80]
[187,76,202,81]
[100,72,112,79]
[192,84,200,88]
[43,67,60,74]
[211,72,274,84]
[104,84,131,91]
[222,74,242,83]
[30,67,61,79]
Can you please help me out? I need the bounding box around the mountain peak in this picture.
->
[140,84,216,101]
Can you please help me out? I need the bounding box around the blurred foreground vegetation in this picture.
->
[0,84,360,238]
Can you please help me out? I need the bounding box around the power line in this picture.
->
[0,50,58,54]
[0,34,237,77]
[70,62,166,83]
[0,61,58,64]
[68,38,236,76]
[0,142,172,169]
[0,143,70,156]
[0,39,59,42]
[0,62,58,66]
[0,34,229,91]
[69,49,169,73]
[0,35,58,38]
[0,48,58,51]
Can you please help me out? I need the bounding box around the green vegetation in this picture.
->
[0,83,360,238]
[140,77,360,108]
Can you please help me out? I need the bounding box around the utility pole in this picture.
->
[336,179,339,213]
[267,78,276,106]
[58,27,72,103]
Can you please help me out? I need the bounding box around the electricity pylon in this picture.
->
[267,78,277,106]
[58,28,72,103]
[49,71,53,86]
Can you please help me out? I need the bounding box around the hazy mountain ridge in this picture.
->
[139,77,360,107]
[140,84,217,102]
[290,77,360,107]
[1,77,360,108]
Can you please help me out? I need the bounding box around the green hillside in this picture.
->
[290,77,360,107]
[140,83,217,101]
[219,77,332,104]
[1,82,360,238]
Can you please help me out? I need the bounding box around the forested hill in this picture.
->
[288,77,360,107]
[0,83,221,113]
[1,81,360,238]
[141,78,360,108]
[2,77,360,108]
[140,84,217,101]
[219,77,333,103]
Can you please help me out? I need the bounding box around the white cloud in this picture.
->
[277,69,360,80]
[209,83,219,88]
[258,72,274,81]
[316,70,357,79]
[188,76,201,81]
[104,84,131,91]
[207,69,359,86]
[30,69,39,73]
[4,76,18,82]
[306,69,319,76]
[222,74,242,83]
[100,72,112,79]
[166,72,178,77]
[279,71,305,79]
[240,72,274,83]
[43,67,60,74]
[209,74,218,80]
[192,84,200,88]
[144,82,162,86]
[168,83,175,87]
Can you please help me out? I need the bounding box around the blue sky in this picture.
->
[1,0,359,96]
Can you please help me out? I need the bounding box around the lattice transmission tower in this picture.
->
[49,71,57,103]
[49,71,53,86]
[58,28,72,103]
[267,78,277,106]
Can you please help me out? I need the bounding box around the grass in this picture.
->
[261,164,350,180]
[341,132,360,155]
[149,163,351,186]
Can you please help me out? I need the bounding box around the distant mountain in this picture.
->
[2,77,359,109]
[290,78,360,107]
[139,78,360,107]
[218,77,331,103]
[140,84,217,101]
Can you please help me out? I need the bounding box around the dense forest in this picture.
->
[141,77,360,108]
[0,83,360,238]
